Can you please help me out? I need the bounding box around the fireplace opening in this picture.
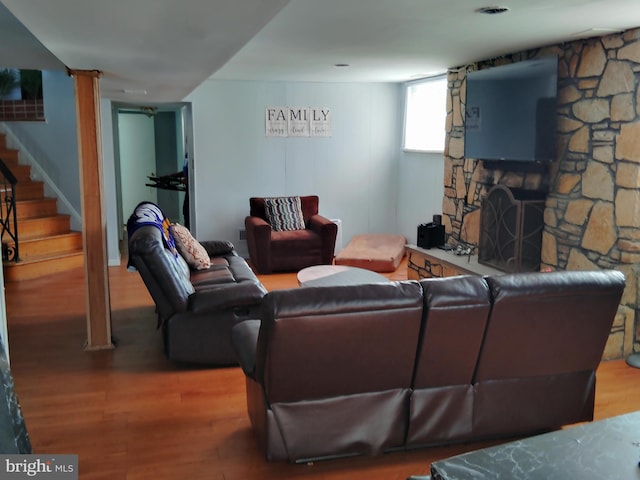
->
[478,185,546,273]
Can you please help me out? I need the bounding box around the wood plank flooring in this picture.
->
[4,258,640,479]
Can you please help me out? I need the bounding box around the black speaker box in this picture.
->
[417,223,445,249]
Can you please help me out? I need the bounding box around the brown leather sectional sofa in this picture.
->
[231,270,625,463]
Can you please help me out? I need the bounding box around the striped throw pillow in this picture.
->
[264,196,306,232]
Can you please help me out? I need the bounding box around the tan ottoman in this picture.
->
[335,234,406,272]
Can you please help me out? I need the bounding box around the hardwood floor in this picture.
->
[4,258,640,479]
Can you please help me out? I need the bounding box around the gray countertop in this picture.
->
[430,410,640,479]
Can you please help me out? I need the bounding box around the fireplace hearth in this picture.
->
[478,185,546,273]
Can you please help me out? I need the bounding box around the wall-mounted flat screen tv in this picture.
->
[464,56,558,163]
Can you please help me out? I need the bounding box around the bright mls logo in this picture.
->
[0,455,77,479]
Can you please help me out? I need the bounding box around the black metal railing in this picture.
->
[0,159,18,262]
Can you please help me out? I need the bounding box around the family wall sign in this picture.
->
[265,107,331,137]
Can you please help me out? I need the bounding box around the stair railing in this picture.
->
[0,158,19,262]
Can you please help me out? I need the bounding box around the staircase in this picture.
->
[0,133,84,282]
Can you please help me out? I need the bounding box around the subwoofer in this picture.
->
[417,223,445,249]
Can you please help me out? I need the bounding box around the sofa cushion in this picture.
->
[270,229,322,255]
[264,196,306,232]
[191,266,235,287]
[211,257,230,267]
[170,223,211,270]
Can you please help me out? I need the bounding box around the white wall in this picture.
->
[100,100,121,266]
[117,113,158,220]
[186,80,405,254]
[397,150,445,245]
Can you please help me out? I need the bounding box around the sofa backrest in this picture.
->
[255,281,424,404]
[415,275,491,388]
[128,225,194,321]
[476,270,625,381]
[249,195,319,223]
[471,269,625,437]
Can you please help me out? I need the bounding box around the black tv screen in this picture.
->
[464,57,558,163]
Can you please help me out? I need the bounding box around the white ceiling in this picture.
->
[1,0,640,103]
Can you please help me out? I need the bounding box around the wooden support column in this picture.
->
[70,69,113,351]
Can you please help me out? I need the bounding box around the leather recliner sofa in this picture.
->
[231,270,625,462]
[127,219,267,365]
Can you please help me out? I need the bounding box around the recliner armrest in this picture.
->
[307,214,335,233]
[245,215,271,231]
[245,215,274,273]
[200,240,236,257]
[308,215,338,264]
[231,320,261,379]
[188,282,267,313]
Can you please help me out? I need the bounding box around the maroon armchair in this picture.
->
[245,195,337,274]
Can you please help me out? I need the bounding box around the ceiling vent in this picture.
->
[476,6,510,15]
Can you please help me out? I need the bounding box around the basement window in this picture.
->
[0,69,44,121]
[403,75,447,152]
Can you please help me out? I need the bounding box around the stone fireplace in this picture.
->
[441,27,640,360]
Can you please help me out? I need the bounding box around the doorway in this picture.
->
[113,103,194,242]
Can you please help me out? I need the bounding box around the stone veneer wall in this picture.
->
[443,27,640,360]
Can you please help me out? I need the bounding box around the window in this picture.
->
[0,69,44,121]
[403,75,447,152]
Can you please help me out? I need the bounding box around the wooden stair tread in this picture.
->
[16,197,57,205]
[6,250,83,264]
[3,251,84,282]
[3,231,82,244]
[15,198,58,213]
[17,213,69,220]
[15,211,61,222]
[3,232,83,255]
[14,214,70,223]
[14,215,71,241]
[0,149,19,163]
[11,182,44,201]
